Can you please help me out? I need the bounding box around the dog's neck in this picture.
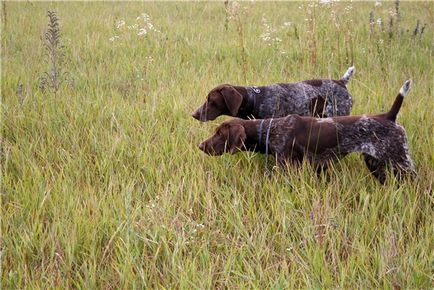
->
[240,119,272,153]
[236,87,262,119]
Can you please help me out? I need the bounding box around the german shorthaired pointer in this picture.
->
[199,80,416,184]
[192,66,355,121]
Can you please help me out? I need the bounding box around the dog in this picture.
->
[192,66,355,121]
[199,80,416,184]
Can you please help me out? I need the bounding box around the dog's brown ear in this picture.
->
[220,86,243,117]
[227,124,246,153]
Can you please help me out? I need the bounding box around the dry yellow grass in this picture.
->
[2,1,433,288]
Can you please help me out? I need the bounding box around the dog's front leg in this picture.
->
[276,153,303,171]
[276,154,289,168]
[315,163,328,177]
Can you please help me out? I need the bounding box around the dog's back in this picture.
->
[251,67,355,119]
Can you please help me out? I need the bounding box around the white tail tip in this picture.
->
[399,79,412,97]
[341,66,355,84]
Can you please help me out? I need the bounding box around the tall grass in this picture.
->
[2,2,433,288]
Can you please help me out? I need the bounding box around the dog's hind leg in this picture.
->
[392,159,417,182]
[363,154,387,184]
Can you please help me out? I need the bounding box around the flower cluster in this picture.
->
[109,13,161,42]
[226,1,242,20]
[260,16,279,43]
[259,16,292,54]
[135,13,161,36]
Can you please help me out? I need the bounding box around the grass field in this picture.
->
[1,1,433,288]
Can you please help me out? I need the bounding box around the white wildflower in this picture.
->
[137,13,150,21]
[260,32,271,41]
[116,20,125,29]
[375,1,382,7]
[227,1,241,18]
[142,13,150,22]
[138,28,147,36]
[127,24,139,30]
[308,2,316,8]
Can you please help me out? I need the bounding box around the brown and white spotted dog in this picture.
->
[199,80,416,184]
[192,67,355,121]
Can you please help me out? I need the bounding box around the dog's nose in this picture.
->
[191,110,200,120]
[198,142,205,151]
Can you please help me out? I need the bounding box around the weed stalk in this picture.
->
[39,11,69,97]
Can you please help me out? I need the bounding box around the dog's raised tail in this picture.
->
[341,66,355,85]
[386,80,412,122]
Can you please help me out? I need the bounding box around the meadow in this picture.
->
[1,1,433,288]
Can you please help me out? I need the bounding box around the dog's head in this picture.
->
[191,85,244,121]
[199,120,246,155]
